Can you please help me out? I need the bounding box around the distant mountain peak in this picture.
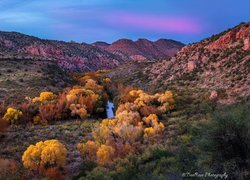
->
[136,38,152,42]
[92,41,110,49]
[112,39,134,44]
[103,38,184,61]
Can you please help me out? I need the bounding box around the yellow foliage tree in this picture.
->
[93,119,118,144]
[77,140,98,161]
[144,127,155,139]
[66,87,100,114]
[143,114,165,141]
[33,92,57,103]
[22,140,67,171]
[33,115,41,125]
[96,145,115,166]
[3,108,23,124]
[102,78,111,84]
[128,89,174,113]
[84,79,103,91]
[116,110,141,125]
[70,104,88,119]
[113,121,144,143]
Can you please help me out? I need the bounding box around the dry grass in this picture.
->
[0,59,75,105]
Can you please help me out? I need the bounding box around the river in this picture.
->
[106,100,115,118]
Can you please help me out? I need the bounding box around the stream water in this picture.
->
[106,100,115,118]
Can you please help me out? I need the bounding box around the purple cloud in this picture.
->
[105,12,202,34]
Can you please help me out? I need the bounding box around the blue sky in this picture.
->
[0,0,249,44]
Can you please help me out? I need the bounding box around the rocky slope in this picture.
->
[94,38,184,61]
[107,22,250,103]
[0,32,122,72]
[0,32,183,72]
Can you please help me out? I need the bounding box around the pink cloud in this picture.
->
[105,12,202,34]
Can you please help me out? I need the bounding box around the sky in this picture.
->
[0,0,249,44]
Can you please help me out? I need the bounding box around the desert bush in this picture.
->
[0,118,8,134]
[54,92,70,119]
[96,145,115,166]
[20,101,38,123]
[76,71,103,84]
[70,104,88,120]
[36,93,71,123]
[139,105,160,117]
[69,75,108,112]
[102,78,111,84]
[84,79,103,92]
[42,167,64,180]
[39,104,57,123]
[143,114,165,142]
[78,94,99,114]
[3,107,23,124]
[117,85,138,104]
[78,141,98,161]
[22,140,67,171]
[0,158,18,179]
[33,115,42,125]
[97,69,110,74]
[128,90,174,114]
[66,87,100,115]
[197,104,250,179]
[0,102,7,117]
[32,92,57,103]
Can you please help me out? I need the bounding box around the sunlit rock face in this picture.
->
[144,22,250,104]
[209,90,218,100]
[205,23,250,50]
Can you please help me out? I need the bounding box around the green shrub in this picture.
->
[197,104,250,179]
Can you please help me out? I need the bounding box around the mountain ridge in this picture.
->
[93,38,184,61]
[0,32,183,72]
